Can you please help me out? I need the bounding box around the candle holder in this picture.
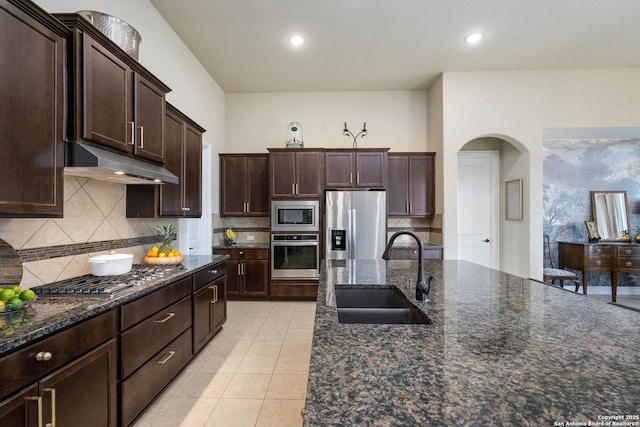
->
[343,122,367,149]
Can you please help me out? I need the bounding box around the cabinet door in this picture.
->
[182,123,202,217]
[271,152,296,198]
[134,74,165,163]
[0,2,65,217]
[226,260,241,297]
[242,260,269,296]
[387,155,409,215]
[295,151,322,197]
[211,275,227,333]
[356,151,386,188]
[220,156,248,216]
[325,152,353,188]
[408,154,434,216]
[193,286,214,353]
[160,108,184,216]
[246,156,270,215]
[0,384,38,427]
[41,339,117,427]
[83,33,133,152]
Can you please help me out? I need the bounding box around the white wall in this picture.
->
[225,91,428,153]
[34,0,226,213]
[441,68,640,278]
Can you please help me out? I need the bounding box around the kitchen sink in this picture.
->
[334,287,431,324]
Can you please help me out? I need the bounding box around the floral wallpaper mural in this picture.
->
[543,137,640,287]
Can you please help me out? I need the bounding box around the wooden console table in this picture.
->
[558,241,640,302]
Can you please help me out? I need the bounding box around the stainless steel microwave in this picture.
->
[271,200,319,232]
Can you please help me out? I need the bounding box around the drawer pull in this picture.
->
[156,350,176,364]
[35,351,53,362]
[239,251,244,255]
[625,261,633,267]
[44,388,56,427]
[595,260,602,266]
[412,250,417,255]
[155,312,176,323]
[625,249,632,254]
[209,269,218,274]
[595,249,602,254]
[209,285,218,303]
[25,396,43,427]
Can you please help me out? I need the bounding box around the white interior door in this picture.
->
[457,151,499,269]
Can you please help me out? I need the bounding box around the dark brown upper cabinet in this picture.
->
[268,149,322,199]
[0,0,69,217]
[387,152,435,217]
[126,103,205,218]
[220,154,269,216]
[324,149,388,189]
[55,14,170,164]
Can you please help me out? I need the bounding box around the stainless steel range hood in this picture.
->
[64,141,179,184]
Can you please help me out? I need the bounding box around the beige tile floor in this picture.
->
[134,300,316,427]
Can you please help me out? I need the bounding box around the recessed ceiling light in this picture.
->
[114,171,125,175]
[465,32,484,44]
[289,35,305,47]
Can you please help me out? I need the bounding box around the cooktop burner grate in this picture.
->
[33,264,186,297]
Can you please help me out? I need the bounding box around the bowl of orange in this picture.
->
[143,246,184,265]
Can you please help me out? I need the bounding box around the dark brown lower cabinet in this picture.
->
[0,310,117,427]
[213,249,269,298]
[193,266,227,354]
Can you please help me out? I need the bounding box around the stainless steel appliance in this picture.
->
[271,234,320,279]
[32,264,186,298]
[325,190,387,260]
[271,200,319,232]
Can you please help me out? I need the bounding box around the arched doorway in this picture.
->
[456,135,529,277]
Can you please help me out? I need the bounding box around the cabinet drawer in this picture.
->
[586,245,612,256]
[587,257,612,269]
[121,328,192,426]
[121,277,191,330]
[214,248,268,260]
[390,247,443,260]
[121,296,192,379]
[616,257,640,271]
[0,310,116,401]
[193,263,227,291]
[617,246,640,257]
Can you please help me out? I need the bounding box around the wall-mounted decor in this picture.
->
[506,179,523,221]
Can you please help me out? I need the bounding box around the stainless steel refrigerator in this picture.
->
[325,190,387,260]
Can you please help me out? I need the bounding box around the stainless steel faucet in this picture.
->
[382,230,433,301]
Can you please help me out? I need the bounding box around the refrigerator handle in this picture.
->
[350,208,355,259]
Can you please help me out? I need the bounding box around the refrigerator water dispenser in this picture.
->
[331,230,347,251]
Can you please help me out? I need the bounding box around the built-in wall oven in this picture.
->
[271,234,320,280]
[271,200,319,232]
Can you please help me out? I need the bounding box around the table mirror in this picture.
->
[591,191,631,241]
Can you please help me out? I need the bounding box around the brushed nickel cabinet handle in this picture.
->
[128,122,135,145]
[595,260,602,266]
[625,261,632,267]
[44,388,55,427]
[209,285,218,303]
[25,396,43,427]
[595,249,602,254]
[139,126,144,148]
[292,183,295,195]
[36,351,53,362]
[357,172,360,184]
[350,172,353,184]
[156,351,176,364]
[412,250,417,254]
[209,269,218,275]
[155,312,175,323]
[237,264,241,275]
[625,249,632,254]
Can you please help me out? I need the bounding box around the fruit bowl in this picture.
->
[0,286,36,316]
[143,254,184,265]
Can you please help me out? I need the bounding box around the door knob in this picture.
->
[483,239,490,243]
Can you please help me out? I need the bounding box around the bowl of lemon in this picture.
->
[0,285,36,315]
[143,224,184,265]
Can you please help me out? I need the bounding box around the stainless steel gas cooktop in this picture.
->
[33,264,186,298]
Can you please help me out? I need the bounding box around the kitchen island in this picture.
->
[304,259,640,426]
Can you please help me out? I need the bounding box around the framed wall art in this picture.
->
[505,179,523,221]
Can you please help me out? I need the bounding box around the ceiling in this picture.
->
[148,0,640,93]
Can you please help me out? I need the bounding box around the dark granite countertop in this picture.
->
[304,259,640,426]
[0,255,227,355]
[212,243,270,250]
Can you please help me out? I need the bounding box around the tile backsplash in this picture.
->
[0,176,176,288]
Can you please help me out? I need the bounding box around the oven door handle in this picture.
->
[271,242,318,247]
